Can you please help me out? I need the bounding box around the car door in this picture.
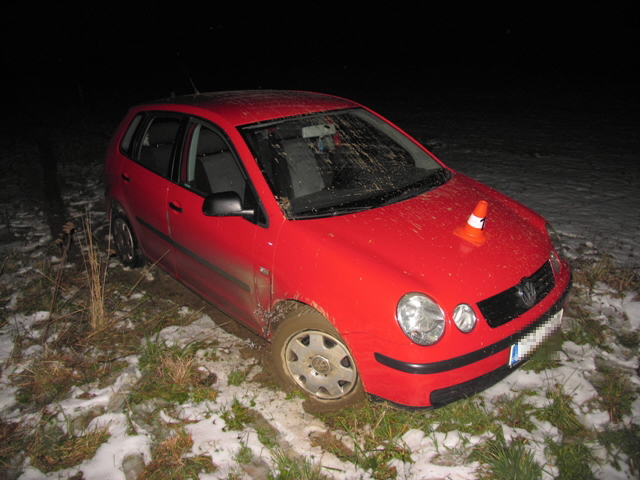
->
[118,114,183,273]
[166,120,271,332]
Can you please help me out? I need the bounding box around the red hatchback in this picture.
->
[105,90,571,410]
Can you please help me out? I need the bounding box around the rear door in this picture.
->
[166,119,272,331]
[118,114,183,272]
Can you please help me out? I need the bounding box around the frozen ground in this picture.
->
[0,88,638,479]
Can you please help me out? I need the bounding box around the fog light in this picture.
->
[453,304,477,332]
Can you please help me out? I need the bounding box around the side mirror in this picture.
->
[202,191,255,218]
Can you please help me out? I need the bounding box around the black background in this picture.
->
[3,1,638,115]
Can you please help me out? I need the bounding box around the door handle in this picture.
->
[121,173,131,182]
[169,202,183,213]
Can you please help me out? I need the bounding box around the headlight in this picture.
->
[396,293,445,345]
[546,224,566,273]
[453,304,477,332]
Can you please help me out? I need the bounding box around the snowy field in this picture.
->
[0,88,638,479]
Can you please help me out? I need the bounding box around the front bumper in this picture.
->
[371,278,571,408]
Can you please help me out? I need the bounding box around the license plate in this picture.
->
[508,309,563,367]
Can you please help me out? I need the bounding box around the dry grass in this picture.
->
[571,255,640,296]
[139,428,216,479]
[15,351,81,405]
[159,354,197,386]
[29,424,110,473]
[590,365,638,423]
[79,216,108,330]
[0,419,27,470]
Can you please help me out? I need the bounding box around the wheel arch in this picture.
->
[107,199,126,220]
[265,299,337,339]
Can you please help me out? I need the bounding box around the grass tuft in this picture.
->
[616,330,640,350]
[319,402,413,479]
[561,309,609,350]
[80,216,108,331]
[598,423,640,476]
[493,393,537,432]
[546,439,595,480]
[268,448,328,480]
[572,255,640,295]
[29,423,110,473]
[160,353,197,386]
[536,384,586,438]
[0,419,28,470]
[221,398,254,431]
[16,352,81,405]
[227,369,247,386]
[429,396,495,435]
[234,442,253,464]
[139,428,216,479]
[474,435,543,480]
[132,339,215,405]
[590,364,637,423]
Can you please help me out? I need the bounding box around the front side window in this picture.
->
[182,123,247,200]
[240,108,449,218]
[181,121,265,225]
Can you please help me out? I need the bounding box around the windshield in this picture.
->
[240,108,449,218]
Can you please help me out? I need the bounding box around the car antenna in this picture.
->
[177,52,200,95]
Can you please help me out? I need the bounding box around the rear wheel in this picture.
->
[112,214,143,267]
[270,306,364,412]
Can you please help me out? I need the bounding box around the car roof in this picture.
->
[145,90,359,126]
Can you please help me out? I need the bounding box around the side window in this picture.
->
[184,124,247,201]
[120,113,144,156]
[137,116,181,178]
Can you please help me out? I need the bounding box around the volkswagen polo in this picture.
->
[104,90,571,410]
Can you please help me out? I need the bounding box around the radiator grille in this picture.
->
[477,261,555,328]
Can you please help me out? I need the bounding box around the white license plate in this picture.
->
[508,309,563,367]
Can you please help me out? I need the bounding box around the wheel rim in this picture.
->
[282,330,357,400]
[113,218,135,263]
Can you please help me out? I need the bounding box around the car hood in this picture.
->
[282,173,550,307]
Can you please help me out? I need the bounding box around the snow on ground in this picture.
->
[1,91,639,479]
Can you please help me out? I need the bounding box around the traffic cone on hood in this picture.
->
[454,200,488,245]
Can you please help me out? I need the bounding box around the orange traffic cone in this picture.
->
[454,200,488,245]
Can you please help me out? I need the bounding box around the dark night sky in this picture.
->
[2,2,638,115]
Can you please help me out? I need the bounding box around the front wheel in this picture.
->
[270,306,365,412]
[112,214,143,268]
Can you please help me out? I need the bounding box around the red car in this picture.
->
[105,90,571,410]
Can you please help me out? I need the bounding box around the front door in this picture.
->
[167,121,271,332]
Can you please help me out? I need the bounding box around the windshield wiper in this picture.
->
[376,169,450,207]
[291,169,450,219]
[294,204,374,219]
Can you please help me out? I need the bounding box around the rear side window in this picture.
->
[137,116,182,178]
[119,113,144,155]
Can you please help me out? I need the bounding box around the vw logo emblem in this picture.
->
[518,280,537,308]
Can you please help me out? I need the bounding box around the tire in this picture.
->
[270,306,365,412]
[112,214,143,268]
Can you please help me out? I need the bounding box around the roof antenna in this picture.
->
[177,52,200,95]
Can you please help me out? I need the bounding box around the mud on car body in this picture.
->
[104,90,571,410]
